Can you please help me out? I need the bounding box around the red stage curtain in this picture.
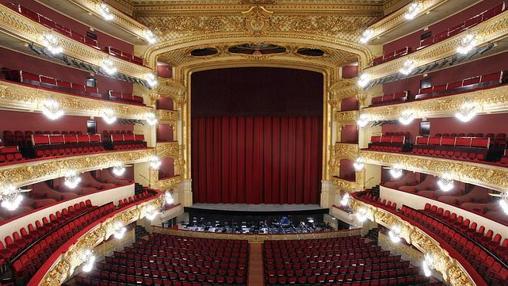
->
[191,116,322,204]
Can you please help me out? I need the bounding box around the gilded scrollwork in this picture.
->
[334,143,359,160]
[157,110,179,125]
[156,142,181,158]
[156,175,184,190]
[359,150,508,191]
[334,110,359,124]
[331,177,361,192]
[329,79,361,108]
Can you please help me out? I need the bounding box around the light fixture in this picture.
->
[307,217,315,224]
[456,33,477,55]
[389,166,403,179]
[81,249,96,273]
[165,191,175,205]
[41,33,63,55]
[101,58,117,75]
[357,73,371,88]
[499,192,508,215]
[143,30,157,44]
[357,114,370,128]
[455,102,478,122]
[340,193,350,207]
[146,112,158,126]
[149,156,162,170]
[145,73,158,88]
[112,164,126,177]
[399,60,416,75]
[41,99,64,120]
[359,29,374,44]
[388,225,402,244]
[398,110,415,125]
[0,185,24,211]
[437,174,454,192]
[98,3,114,21]
[422,254,434,277]
[404,2,423,20]
[353,158,365,171]
[355,208,369,223]
[145,205,159,221]
[113,222,127,239]
[102,108,117,124]
[64,171,82,189]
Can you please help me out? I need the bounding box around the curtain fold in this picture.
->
[192,115,322,204]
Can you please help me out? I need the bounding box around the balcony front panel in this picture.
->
[334,110,359,124]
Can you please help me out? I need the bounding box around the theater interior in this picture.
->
[0,0,507,285]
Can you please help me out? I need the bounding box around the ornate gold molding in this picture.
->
[352,198,475,286]
[0,149,154,188]
[0,81,153,120]
[334,143,359,160]
[359,150,508,191]
[155,142,180,158]
[38,196,164,286]
[329,78,361,108]
[331,177,361,192]
[156,78,187,107]
[361,85,508,121]
[157,110,179,125]
[0,5,153,80]
[335,110,359,124]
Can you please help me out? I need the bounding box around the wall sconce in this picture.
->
[42,99,64,120]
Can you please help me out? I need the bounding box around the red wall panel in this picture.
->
[156,124,174,142]
[191,116,322,204]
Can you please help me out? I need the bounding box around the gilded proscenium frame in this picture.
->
[0,149,154,188]
[352,198,475,286]
[362,10,508,83]
[360,150,508,192]
[359,84,508,121]
[0,81,153,120]
[0,4,153,81]
[37,196,168,286]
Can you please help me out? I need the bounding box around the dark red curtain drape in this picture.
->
[191,116,322,204]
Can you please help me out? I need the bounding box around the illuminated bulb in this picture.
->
[388,225,402,244]
[98,3,114,21]
[145,206,159,220]
[389,166,403,179]
[113,222,127,239]
[165,191,175,205]
[359,29,374,44]
[357,114,370,128]
[357,73,371,88]
[355,208,368,223]
[399,60,416,75]
[146,112,158,126]
[112,164,126,177]
[101,59,117,76]
[145,73,158,88]
[437,175,454,192]
[398,110,415,125]
[0,185,24,211]
[455,102,478,122]
[149,156,162,170]
[143,30,157,44]
[422,254,434,277]
[41,33,63,55]
[340,193,350,207]
[81,249,96,273]
[456,33,477,55]
[404,2,422,20]
[353,158,365,171]
[42,99,64,120]
[102,108,117,124]
[64,171,81,189]
[499,192,508,215]
[307,217,315,224]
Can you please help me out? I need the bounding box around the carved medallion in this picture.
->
[242,6,273,35]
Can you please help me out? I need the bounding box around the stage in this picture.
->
[186,203,327,215]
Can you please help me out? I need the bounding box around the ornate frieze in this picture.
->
[334,143,359,160]
[0,81,153,120]
[0,5,153,81]
[156,142,181,158]
[334,110,359,124]
[329,79,361,108]
[359,150,508,191]
[360,85,508,121]
[352,198,475,286]
[156,79,187,107]
[0,149,154,188]
[363,11,508,83]
[157,110,179,125]
[331,177,361,192]
[155,175,184,191]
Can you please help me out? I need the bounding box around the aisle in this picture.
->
[248,242,264,286]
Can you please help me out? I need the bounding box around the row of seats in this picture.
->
[0,145,23,165]
[371,3,506,66]
[117,189,157,208]
[13,203,116,281]
[368,134,408,152]
[3,2,144,66]
[1,69,144,106]
[82,233,249,286]
[369,70,506,107]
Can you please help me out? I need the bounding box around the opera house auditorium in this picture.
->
[0,0,507,285]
